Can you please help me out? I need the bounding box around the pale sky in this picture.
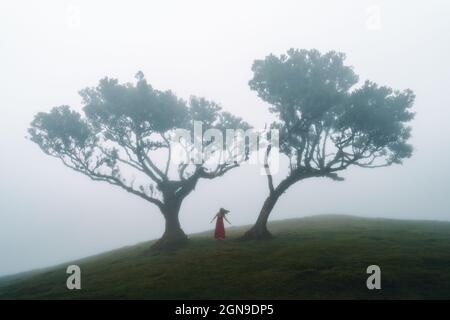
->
[1,0,450,276]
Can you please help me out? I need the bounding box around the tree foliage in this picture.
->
[249,49,414,180]
[29,72,250,248]
[243,49,415,240]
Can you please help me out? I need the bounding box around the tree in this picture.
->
[241,49,415,240]
[29,72,250,249]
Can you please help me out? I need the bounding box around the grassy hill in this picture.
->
[1,214,450,299]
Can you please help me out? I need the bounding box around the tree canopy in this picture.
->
[243,49,415,239]
[29,72,250,248]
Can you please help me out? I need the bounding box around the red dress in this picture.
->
[214,214,225,239]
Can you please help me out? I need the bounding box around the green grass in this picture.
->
[1,214,450,299]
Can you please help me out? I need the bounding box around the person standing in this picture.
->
[211,208,231,240]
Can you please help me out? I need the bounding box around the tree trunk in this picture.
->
[240,193,280,240]
[241,170,317,241]
[240,172,303,241]
[151,204,188,250]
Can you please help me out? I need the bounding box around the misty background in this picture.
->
[1,0,449,276]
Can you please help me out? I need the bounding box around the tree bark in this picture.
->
[241,171,305,241]
[240,193,280,240]
[151,203,188,250]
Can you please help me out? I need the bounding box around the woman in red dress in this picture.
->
[211,208,231,240]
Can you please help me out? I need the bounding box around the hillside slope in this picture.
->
[1,215,450,299]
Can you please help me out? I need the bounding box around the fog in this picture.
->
[1,0,449,276]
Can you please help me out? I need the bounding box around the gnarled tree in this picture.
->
[29,72,250,249]
[242,49,415,240]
